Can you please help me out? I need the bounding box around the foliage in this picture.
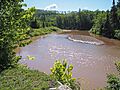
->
[110,0,119,30]
[30,18,39,29]
[33,9,96,30]
[19,40,32,47]
[29,27,61,37]
[114,30,120,40]
[106,61,120,90]
[106,74,120,90]
[102,11,114,38]
[31,9,58,28]
[0,0,35,71]
[0,65,52,90]
[50,60,80,90]
[90,12,107,35]
[117,0,120,8]
[91,0,120,40]
[115,61,120,72]
[55,10,95,30]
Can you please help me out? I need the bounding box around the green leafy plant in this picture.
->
[106,61,120,90]
[0,65,51,90]
[115,61,120,72]
[50,60,80,89]
[0,0,35,71]
[106,74,120,90]
[114,30,120,40]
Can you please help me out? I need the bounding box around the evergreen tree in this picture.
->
[30,18,39,28]
[117,0,120,29]
[102,10,113,38]
[56,16,63,28]
[110,0,119,29]
[117,0,120,8]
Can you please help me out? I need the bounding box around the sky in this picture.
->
[24,0,118,11]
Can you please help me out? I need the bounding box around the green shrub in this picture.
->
[106,61,120,90]
[50,60,80,90]
[29,27,61,37]
[0,65,51,90]
[114,30,120,40]
[19,40,32,47]
[115,61,120,72]
[106,74,120,90]
[0,0,35,71]
[90,12,106,35]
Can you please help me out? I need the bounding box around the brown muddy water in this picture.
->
[17,30,120,90]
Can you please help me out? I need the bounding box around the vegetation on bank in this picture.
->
[29,27,61,37]
[0,65,52,90]
[90,0,120,40]
[33,8,96,30]
[0,0,120,90]
[0,0,35,71]
[19,26,62,47]
[50,60,80,90]
[106,61,120,90]
[0,60,80,90]
[32,0,120,40]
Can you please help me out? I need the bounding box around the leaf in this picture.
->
[27,55,35,61]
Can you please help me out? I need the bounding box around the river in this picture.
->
[18,30,120,90]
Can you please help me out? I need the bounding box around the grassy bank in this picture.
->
[29,26,62,37]
[19,26,62,47]
[0,27,62,90]
[0,65,53,90]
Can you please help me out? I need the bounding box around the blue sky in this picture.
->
[24,0,118,11]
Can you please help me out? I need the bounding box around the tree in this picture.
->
[117,0,120,8]
[55,10,94,30]
[90,11,107,35]
[110,0,119,30]
[30,18,39,28]
[102,10,113,38]
[0,0,35,71]
[56,16,63,28]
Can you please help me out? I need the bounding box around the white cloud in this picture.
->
[82,7,88,10]
[44,4,58,11]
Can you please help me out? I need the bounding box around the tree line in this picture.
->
[55,10,95,30]
[33,9,98,30]
[31,0,120,39]
[90,0,120,39]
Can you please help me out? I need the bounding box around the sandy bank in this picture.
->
[68,35,104,45]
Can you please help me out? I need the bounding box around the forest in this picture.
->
[31,0,120,39]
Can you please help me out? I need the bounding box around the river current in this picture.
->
[18,31,120,90]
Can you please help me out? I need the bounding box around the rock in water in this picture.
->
[58,85,72,90]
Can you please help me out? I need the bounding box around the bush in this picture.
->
[106,61,120,90]
[47,26,62,32]
[0,65,51,90]
[29,27,61,37]
[90,12,106,35]
[115,61,120,72]
[106,74,120,90]
[50,60,80,90]
[114,30,120,40]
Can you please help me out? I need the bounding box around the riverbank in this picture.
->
[0,27,62,90]
[15,27,62,52]
[0,65,55,90]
